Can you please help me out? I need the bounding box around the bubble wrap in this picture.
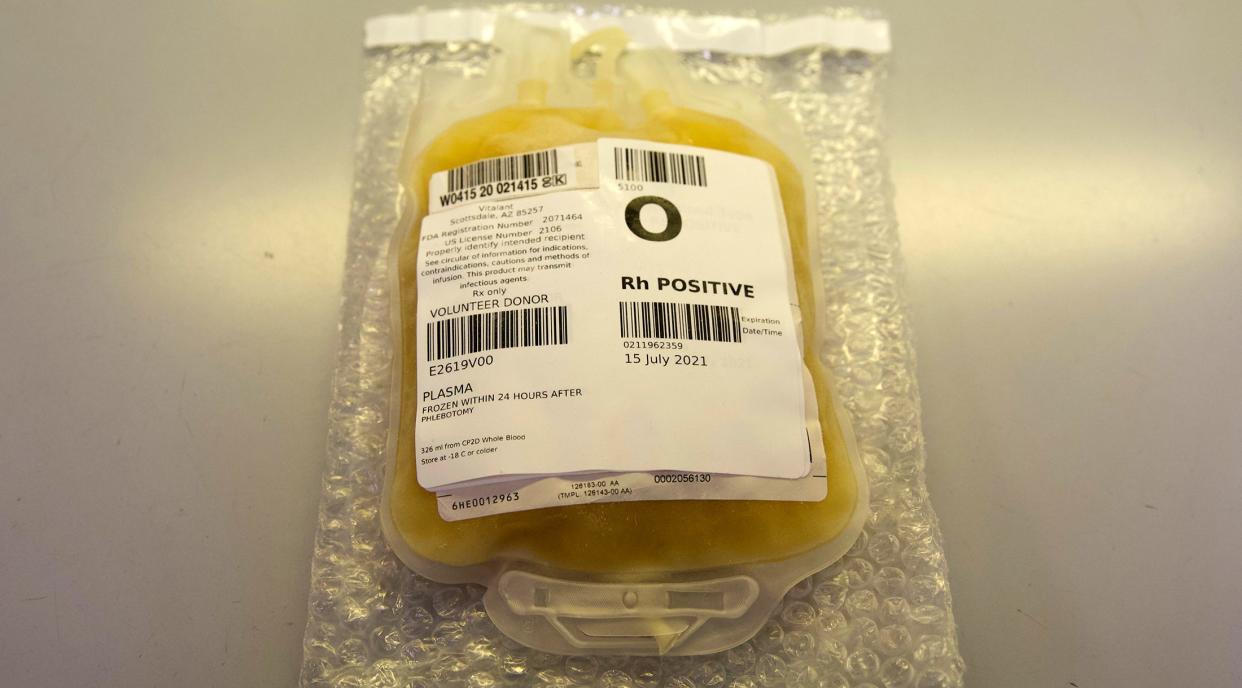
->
[300,8,964,687]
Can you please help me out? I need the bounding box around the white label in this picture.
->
[437,423,827,521]
[414,139,815,492]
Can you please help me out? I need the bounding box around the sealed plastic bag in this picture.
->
[302,7,964,687]
[384,18,868,656]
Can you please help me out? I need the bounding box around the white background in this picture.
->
[1,2,1239,687]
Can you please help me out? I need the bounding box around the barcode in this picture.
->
[613,147,708,186]
[446,150,558,192]
[618,301,742,343]
[427,306,568,361]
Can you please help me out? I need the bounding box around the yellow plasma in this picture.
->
[389,62,859,575]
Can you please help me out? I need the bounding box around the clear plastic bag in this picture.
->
[301,7,964,687]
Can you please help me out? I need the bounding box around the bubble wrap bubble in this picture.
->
[300,8,964,687]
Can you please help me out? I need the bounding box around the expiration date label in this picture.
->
[414,139,816,491]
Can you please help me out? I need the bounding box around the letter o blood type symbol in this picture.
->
[625,196,682,242]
